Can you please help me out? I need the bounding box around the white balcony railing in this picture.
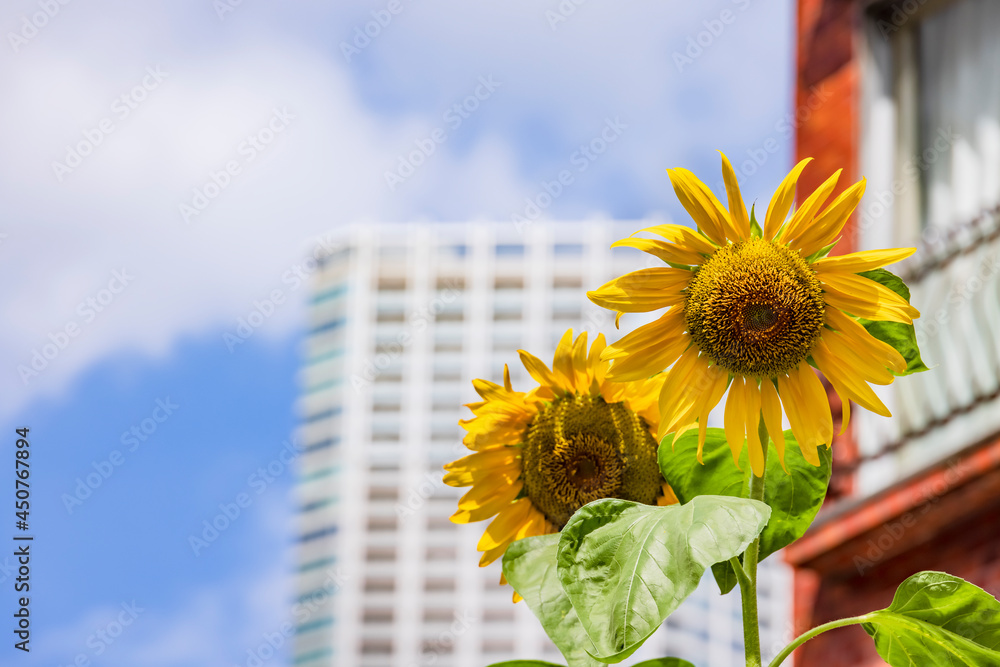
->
[854,204,1000,495]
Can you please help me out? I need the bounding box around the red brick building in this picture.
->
[787,1,1000,664]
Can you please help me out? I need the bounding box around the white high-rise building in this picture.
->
[293,221,792,667]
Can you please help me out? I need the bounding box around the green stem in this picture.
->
[740,415,770,667]
[729,556,751,590]
[767,614,875,667]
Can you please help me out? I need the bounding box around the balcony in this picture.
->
[847,205,1000,497]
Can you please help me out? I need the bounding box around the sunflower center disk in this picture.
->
[521,394,661,528]
[685,237,825,377]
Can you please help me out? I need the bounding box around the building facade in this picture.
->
[293,222,793,667]
[787,1,1000,664]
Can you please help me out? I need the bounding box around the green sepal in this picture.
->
[659,428,832,594]
[749,203,763,238]
[856,269,929,375]
[805,240,837,263]
[862,571,1000,666]
[664,261,696,271]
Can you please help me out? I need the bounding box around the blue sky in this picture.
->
[0,0,795,664]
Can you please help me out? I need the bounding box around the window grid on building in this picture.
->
[294,222,792,667]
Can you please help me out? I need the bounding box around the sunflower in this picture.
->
[587,153,919,477]
[444,329,675,574]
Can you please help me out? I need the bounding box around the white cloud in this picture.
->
[0,0,794,417]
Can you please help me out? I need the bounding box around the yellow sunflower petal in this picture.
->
[518,350,560,389]
[656,347,707,440]
[604,309,689,381]
[777,364,831,466]
[452,479,524,524]
[764,157,812,240]
[443,462,520,487]
[820,272,920,324]
[696,365,730,463]
[819,329,895,385]
[723,377,747,469]
[744,380,765,478]
[477,497,534,552]
[607,335,690,382]
[570,331,590,392]
[658,483,679,506]
[812,338,892,417]
[759,379,787,472]
[551,330,576,391]
[795,178,866,256]
[720,151,751,240]
[512,507,550,541]
[587,268,691,312]
[840,393,852,435]
[812,247,916,274]
[611,237,704,266]
[479,543,508,567]
[636,223,717,256]
[778,169,842,245]
[825,306,906,373]
[602,308,685,359]
[471,378,523,404]
[776,372,816,466]
[443,445,518,473]
[588,333,609,386]
[797,363,833,449]
[667,168,729,245]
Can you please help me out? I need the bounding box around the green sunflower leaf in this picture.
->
[556,496,770,663]
[862,571,1000,666]
[856,268,929,375]
[658,427,832,594]
[502,534,602,667]
[632,659,697,667]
